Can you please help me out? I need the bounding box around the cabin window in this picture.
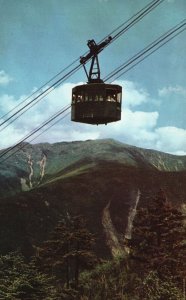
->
[95,95,99,101]
[72,94,76,104]
[117,92,122,103]
[77,95,82,102]
[85,94,88,101]
[99,95,104,101]
[106,89,117,102]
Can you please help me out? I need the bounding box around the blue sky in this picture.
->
[0,0,186,154]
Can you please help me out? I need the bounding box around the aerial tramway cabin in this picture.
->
[71,37,122,125]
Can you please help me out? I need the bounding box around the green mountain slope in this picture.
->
[1,139,186,197]
[0,142,186,258]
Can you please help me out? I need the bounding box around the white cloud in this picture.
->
[173,150,186,155]
[0,125,28,151]
[0,80,185,156]
[96,108,159,149]
[0,70,13,85]
[116,80,149,108]
[0,94,17,113]
[158,85,186,97]
[154,126,186,154]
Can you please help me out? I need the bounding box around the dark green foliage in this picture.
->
[136,271,183,300]
[130,190,186,288]
[0,252,57,300]
[79,256,139,299]
[0,189,185,299]
[79,257,182,300]
[0,201,33,256]
[37,215,97,289]
[77,191,185,299]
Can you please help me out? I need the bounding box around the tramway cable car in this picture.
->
[71,37,122,125]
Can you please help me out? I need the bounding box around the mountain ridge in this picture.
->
[0,139,186,258]
[0,139,186,196]
[1,138,186,198]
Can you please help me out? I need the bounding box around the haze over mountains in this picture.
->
[0,139,186,257]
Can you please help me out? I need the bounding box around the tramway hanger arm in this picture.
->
[80,36,112,65]
[80,36,112,83]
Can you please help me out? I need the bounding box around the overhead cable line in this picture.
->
[111,0,164,44]
[110,25,186,82]
[0,64,81,130]
[104,19,186,82]
[0,112,71,164]
[28,111,71,145]
[0,64,82,134]
[0,20,185,164]
[101,0,159,40]
[0,0,164,132]
[0,105,71,161]
[0,58,80,122]
[82,0,165,62]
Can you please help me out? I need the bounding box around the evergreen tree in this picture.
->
[0,251,56,300]
[37,215,97,290]
[79,258,182,300]
[136,270,183,300]
[130,190,186,289]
